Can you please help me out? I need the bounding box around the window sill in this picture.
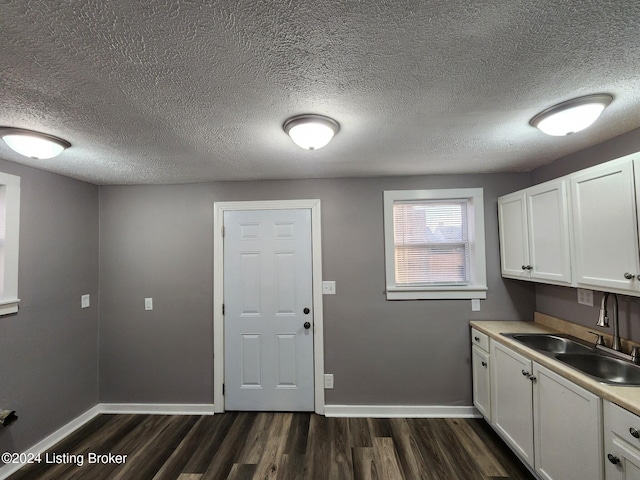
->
[386,288,487,300]
[0,299,19,316]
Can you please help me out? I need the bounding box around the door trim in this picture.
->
[213,199,324,414]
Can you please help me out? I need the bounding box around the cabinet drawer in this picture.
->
[471,328,489,352]
[605,400,640,448]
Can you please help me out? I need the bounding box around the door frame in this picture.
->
[213,199,324,414]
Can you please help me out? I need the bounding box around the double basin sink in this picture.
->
[501,333,640,386]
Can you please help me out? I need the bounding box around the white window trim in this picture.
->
[0,171,20,315]
[383,188,487,300]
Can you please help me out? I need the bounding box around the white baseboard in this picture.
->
[98,403,215,415]
[0,403,215,480]
[324,404,482,418]
[0,405,101,480]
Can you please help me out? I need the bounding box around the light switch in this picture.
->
[81,294,90,309]
[145,298,153,311]
[324,374,334,389]
[471,299,481,312]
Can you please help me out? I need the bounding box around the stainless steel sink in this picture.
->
[503,333,595,354]
[555,353,640,386]
[501,332,640,385]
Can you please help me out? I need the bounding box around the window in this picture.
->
[0,172,20,315]
[383,188,487,300]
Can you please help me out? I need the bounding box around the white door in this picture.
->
[223,208,314,411]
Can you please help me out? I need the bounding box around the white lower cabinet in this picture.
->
[488,340,603,479]
[471,328,491,420]
[491,341,535,467]
[533,363,602,480]
[472,345,491,420]
[605,400,640,480]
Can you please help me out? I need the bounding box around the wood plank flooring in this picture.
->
[8,413,534,480]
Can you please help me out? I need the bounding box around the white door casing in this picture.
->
[223,208,314,411]
[213,200,324,414]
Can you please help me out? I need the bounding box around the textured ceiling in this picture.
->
[2,0,640,185]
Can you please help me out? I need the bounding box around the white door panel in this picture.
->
[224,209,314,411]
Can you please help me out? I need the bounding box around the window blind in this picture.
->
[393,199,470,286]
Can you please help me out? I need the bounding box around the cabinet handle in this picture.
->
[607,453,621,465]
[474,336,480,342]
[481,361,487,368]
[528,375,537,382]
[521,369,530,377]
[630,427,640,439]
[624,272,635,280]
[521,265,527,270]
[521,265,533,270]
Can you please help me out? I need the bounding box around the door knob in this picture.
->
[304,321,311,329]
[303,307,310,314]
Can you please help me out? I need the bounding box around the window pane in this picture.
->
[393,200,469,286]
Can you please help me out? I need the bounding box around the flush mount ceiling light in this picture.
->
[0,127,71,159]
[530,94,613,136]
[283,114,340,150]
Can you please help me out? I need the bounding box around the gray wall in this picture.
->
[530,127,640,342]
[0,159,99,457]
[99,173,534,406]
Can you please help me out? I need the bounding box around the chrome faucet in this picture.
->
[596,292,621,351]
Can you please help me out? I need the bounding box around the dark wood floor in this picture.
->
[9,413,534,480]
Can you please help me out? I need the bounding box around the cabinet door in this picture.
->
[471,345,491,421]
[604,400,640,480]
[533,363,603,480]
[606,438,640,480]
[491,341,534,467]
[571,157,640,292]
[527,180,572,284]
[498,192,530,279]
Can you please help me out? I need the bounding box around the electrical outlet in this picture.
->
[145,297,153,311]
[577,289,594,306]
[324,373,334,389]
[81,294,90,309]
[322,281,336,295]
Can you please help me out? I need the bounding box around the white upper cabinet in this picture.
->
[498,192,529,279]
[571,155,640,293]
[498,151,640,295]
[498,179,571,284]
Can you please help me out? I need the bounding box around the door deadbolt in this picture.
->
[303,307,310,314]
